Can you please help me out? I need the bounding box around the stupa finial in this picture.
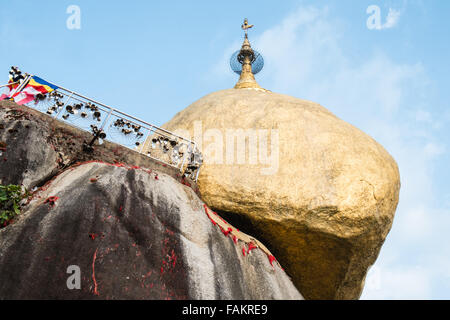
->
[241,18,254,38]
[233,18,262,89]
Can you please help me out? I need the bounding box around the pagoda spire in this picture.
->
[234,19,262,89]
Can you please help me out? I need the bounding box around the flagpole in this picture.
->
[0,81,20,89]
[9,74,32,98]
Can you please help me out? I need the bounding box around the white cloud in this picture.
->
[362,265,432,299]
[424,142,446,157]
[381,8,402,29]
[415,110,432,123]
[395,206,434,241]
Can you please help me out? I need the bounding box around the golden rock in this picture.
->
[162,88,400,299]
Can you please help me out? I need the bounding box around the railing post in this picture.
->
[100,108,113,131]
[138,127,152,154]
[179,143,193,172]
[194,166,201,182]
[55,91,74,118]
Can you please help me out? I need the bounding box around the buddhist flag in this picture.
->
[11,76,58,105]
[0,79,19,101]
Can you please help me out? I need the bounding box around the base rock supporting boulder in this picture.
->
[0,162,302,299]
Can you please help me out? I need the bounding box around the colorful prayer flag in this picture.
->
[11,76,59,105]
[0,78,19,101]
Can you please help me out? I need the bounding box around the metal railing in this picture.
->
[2,71,203,181]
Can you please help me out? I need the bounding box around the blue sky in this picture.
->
[1,0,449,299]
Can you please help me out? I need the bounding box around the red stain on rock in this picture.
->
[171,250,177,267]
[247,242,257,253]
[144,270,152,278]
[92,248,99,295]
[223,227,233,237]
[218,225,232,237]
[268,255,276,267]
[39,173,61,191]
[165,228,174,235]
[44,196,59,207]
[203,204,217,226]
[113,162,126,168]
[202,204,282,269]
[181,178,191,187]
